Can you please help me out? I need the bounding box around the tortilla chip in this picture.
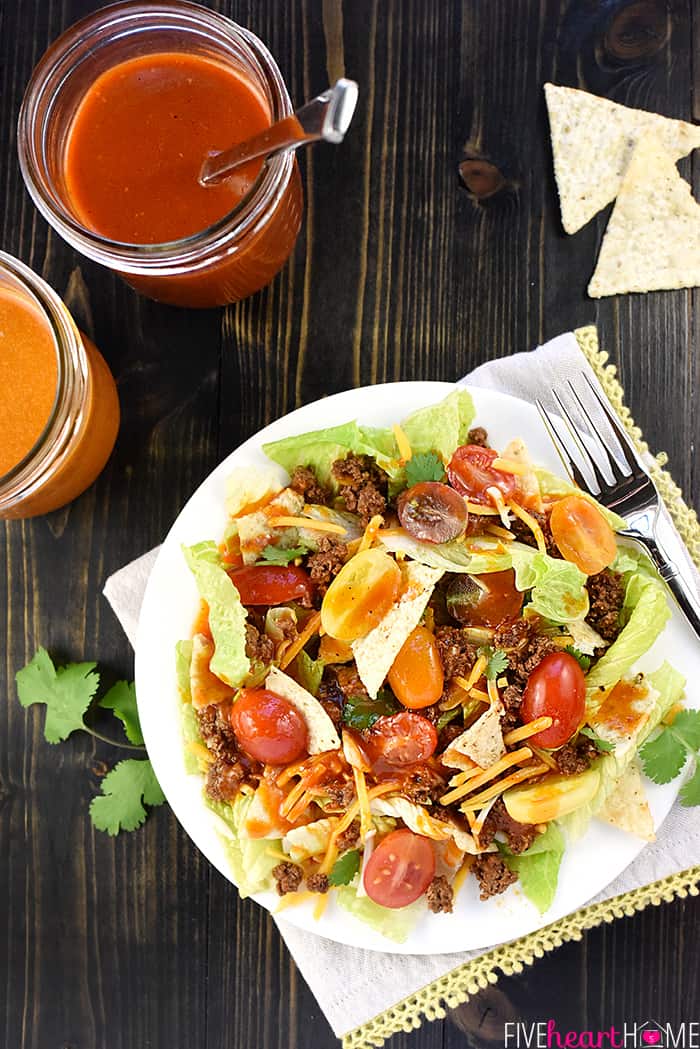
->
[352,563,443,698]
[265,666,341,754]
[544,83,700,235]
[598,760,655,842]
[588,135,700,297]
[445,704,505,770]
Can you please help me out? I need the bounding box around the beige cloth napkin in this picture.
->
[104,330,700,1041]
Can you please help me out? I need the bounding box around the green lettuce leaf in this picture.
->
[379,531,511,575]
[181,702,203,775]
[400,388,475,460]
[183,542,249,687]
[510,546,589,622]
[562,661,684,840]
[263,422,390,488]
[293,650,324,697]
[175,640,193,703]
[585,573,670,710]
[534,469,627,531]
[209,793,281,899]
[501,823,565,913]
[335,884,425,943]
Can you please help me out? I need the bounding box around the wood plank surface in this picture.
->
[1,1,698,1048]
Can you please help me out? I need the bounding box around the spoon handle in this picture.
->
[200,78,358,186]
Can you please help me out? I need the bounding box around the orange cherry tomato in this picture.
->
[231,688,308,763]
[320,549,402,641]
[520,651,586,748]
[228,564,314,605]
[387,626,444,709]
[363,829,435,908]
[549,495,617,575]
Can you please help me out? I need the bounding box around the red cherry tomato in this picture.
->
[397,482,467,544]
[228,564,314,606]
[549,495,618,575]
[231,688,308,763]
[446,569,523,627]
[368,712,438,765]
[520,652,586,748]
[447,445,519,505]
[363,829,436,908]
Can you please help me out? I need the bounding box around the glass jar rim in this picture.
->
[0,252,88,508]
[17,0,295,275]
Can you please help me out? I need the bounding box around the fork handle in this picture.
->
[623,531,700,640]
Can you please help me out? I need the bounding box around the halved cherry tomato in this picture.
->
[231,688,308,763]
[321,548,401,641]
[446,569,523,627]
[388,626,444,709]
[368,711,438,765]
[397,482,467,544]
[520,651,586,748]
[363,828,435,908]
[549,495,617,575]
[447,445,519,505]
[228,564,314,606]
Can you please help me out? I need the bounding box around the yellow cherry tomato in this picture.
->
[549,495,617,575]
[387,625,444,710]
[320,549,401,642]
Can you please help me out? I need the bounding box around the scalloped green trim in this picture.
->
[342,325,700,1049]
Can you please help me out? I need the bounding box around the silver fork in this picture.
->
[536,375,700,639]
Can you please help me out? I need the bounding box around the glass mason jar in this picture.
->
[17,0,303,309]
[0,253,120,519]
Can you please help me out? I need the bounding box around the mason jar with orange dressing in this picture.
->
[0,252,119,519]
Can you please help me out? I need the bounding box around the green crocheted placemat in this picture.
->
[343,325,700,1049]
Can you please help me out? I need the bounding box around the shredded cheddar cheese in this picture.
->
[460,762,549,811]
[392,423,413,463]
[459,653,488,693]
[508,500,547,554]
[451,861,472,898]
[486,523,516,540]
[492,456,530,476]
[186,741,215,765]
[274,891,315,913]
[485,485,511,529]
[319,781,401,875]
[503,716,553,745]
[440,747,534,806]
[358,514,385,554]
[280,611,322,669]
[268,515,347,535]
[353,765,373,841]
[468,687,490,702]
[465,501,501,516]
[313,893,330,921]
[487,677,501,707]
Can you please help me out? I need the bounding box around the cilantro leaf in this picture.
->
[579,725,615,753]
[89,760,165,835]
[342,690,399,730]
[669,710,700,751]
[565,646,592,672]
[405,452,446,487]
[478,646,509,681]
[679,764,700,807]
[328,848,361,886]
[639,727,688,785]
[259,544,309,565]
[99,680,144,745]
[16,648,99,743]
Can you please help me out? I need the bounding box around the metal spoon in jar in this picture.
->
[199,78,359,186]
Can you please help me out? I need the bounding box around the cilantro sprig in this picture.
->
[478,646,509,681]
[579,725,615,754]
[640,709,700,807]
[16,648,165,832]
[328,849,361,886]
[565,646,592,672]
[259,544,310,565]
[405,452,446,487]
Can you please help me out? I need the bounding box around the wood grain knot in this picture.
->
[458,157,511,202]
[603,0,670,61]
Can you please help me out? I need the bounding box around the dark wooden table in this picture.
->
[2,1,699,1047]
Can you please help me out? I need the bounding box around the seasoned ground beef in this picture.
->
[472,853,518,900]
[331,453,388,526]
[306,872,330,893]
[586,569,624,642]
[467,427,489,448]
[426,875,454,913]
[479,798,538,854]
[334,664,370,701]
[400,765,447,805]
[438,720,466,753]
[319,697,343,729]
[510,509,559,557]
[493,617,531,652]
[244,622,275,665]
[205,757,245,802]
[552,734,600,775]
[495,618,559,687]
[272,861,303,895]
[434,626,478,679]
[290,465,331,506]
[306,535,348,596]
[335,819,361,853]
[197,703,238,762]
[324,780,356,808]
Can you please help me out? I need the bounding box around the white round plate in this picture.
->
[135,381,700,954]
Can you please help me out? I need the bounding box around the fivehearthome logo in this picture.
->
[504,1019,699,1049]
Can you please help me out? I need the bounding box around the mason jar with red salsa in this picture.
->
[18,0,302,308]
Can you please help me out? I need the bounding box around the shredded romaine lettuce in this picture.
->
[175,639,193,702]
[183,542,250,687]
[181,702,202,775]
[335,884,426,943]
[509,546,589,622]
[501,822,565,914]
[210,794,282,898]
